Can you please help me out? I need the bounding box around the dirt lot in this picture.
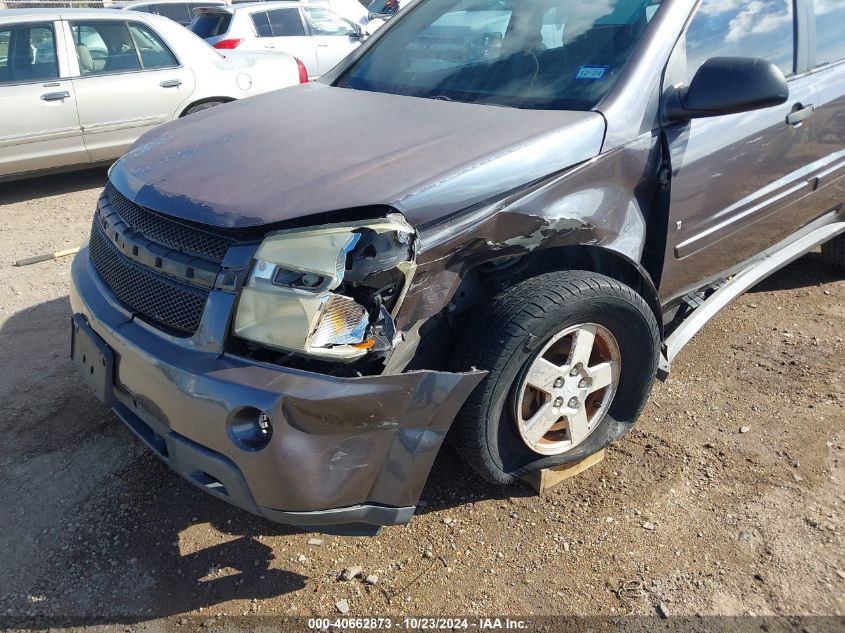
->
[0,170,843,629]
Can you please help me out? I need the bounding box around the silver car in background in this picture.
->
[189,1,362,79]
[0,8,305,180]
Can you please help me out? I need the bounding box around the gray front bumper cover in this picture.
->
[70,247,484,535]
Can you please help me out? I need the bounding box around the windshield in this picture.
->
[336,0,661,110]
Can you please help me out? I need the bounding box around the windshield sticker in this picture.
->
[575,65,609,80]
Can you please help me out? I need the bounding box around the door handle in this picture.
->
[159,79,182,88]
[317,43,329,47]
[786,103,815,126]
[264,44,275,49]
[40,91,70,101]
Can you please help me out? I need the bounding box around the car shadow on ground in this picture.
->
[0,168,108,205]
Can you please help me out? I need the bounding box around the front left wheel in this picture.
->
[450,270,660,485]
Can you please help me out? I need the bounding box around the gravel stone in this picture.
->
[341,566,363,581]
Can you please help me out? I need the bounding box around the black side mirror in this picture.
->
[665,56,789,121]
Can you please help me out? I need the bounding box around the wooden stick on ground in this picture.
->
[14,246,81,267]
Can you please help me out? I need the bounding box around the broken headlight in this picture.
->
[233,215,416,360]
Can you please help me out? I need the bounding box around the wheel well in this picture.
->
[452,245,663,336]
[179,97,235,117]
[402,245,663,374]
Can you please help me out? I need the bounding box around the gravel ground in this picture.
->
[0,170,843,629]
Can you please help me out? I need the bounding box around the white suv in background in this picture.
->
[189,2,362,79]
[0,8,305,180]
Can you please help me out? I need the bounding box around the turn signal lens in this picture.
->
[213,38,243,49]
[309,295,369,348]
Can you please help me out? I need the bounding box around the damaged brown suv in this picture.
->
[70,0,845,534]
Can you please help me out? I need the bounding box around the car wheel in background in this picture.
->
[182,100,226,116]
[451,271,660,485]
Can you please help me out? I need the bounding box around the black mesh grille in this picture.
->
[89,218,208,334]
[105,182,235,262]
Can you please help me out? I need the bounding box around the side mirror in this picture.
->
[665,56,789,121]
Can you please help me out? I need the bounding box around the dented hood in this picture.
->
[110,83,605,229]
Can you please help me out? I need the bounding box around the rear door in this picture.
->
[0,19,87,177]
[68,19,195,162]
[791,0,845,228]
[659,0,819,301]
[302,6,360,76]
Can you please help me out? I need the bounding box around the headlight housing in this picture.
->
[233,215,416,360]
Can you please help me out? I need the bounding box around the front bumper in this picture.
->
[70,247,483,535]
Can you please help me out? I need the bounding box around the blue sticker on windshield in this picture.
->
[575,65,609,80]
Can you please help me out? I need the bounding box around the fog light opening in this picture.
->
[228,407,273,451]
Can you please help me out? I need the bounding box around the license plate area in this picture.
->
[70,314,114,406]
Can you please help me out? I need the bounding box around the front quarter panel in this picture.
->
[397,133,663,329]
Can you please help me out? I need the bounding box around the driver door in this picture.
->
[659,0,819,301]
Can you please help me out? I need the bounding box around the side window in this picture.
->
[129,4,152,12]
[684,0,794,81]
[71,21,141,75]
[251,11,273,37]
[815,0,845,66]
[127,22,178,68]
[150,3,192,25]
[303,7,355,36]
[0,23,58,84]
[267,8,306,36]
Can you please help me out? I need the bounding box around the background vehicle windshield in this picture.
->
[337,0,662,110]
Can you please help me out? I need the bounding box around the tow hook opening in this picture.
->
[228,406,273,451]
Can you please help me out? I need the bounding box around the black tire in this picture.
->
[822,234,845,270]
[450,271,660,485]
[182,100,226,117]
